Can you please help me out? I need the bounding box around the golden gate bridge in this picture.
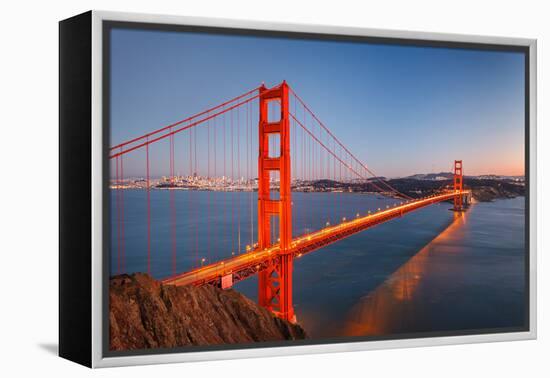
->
[110,81,470,322]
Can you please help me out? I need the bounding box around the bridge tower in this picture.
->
[453,160,463,211]
[257,81,295,322]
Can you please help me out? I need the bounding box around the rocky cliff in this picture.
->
[109,273,306,351]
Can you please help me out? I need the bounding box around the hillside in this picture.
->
[109,273,306,351]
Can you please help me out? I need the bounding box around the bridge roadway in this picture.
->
[162,191,470,288]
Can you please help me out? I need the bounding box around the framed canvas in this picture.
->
[59,10,537,368]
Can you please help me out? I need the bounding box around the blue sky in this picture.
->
[110,28,525,178]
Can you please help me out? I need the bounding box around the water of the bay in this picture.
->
[110,190,526,338]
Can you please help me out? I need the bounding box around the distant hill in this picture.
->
[405,172,454,181]
[387,177,525,202]
[405,172,524,181]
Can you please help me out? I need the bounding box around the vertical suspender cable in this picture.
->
[146,139,151,276]
[169,128,176,276]
[120,151,125,273]
[207,117,211,263]
[115,156,120,274]
[223,108,227,255]
[237,106,241,254]
[231,109,234,255]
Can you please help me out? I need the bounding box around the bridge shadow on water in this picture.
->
[341,210,467,337]
[332,197,526,338]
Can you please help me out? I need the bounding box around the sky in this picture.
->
[110,27,525,178]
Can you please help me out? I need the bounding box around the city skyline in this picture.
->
[110,28,526,178]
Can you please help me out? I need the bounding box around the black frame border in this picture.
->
[59,11,93,367]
